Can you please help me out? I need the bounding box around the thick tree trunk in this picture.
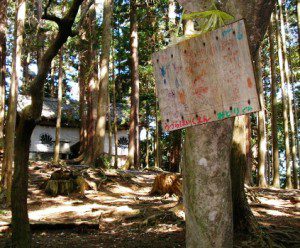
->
[94,0,113,164]
[128,0,140,169]
[11,1,83,246]
[83,4,98,165]
[183,119,234,248]
[2,0,26,206]
[177,0,275,246]
[275,6,292,189]
[255,48,268,188]
[53,48,63,164]
[230,116,261,235]
[0,0,7,145]
[269,15,280,188]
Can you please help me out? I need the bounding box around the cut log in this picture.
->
[150,173,182,196]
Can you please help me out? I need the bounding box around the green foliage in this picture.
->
[182,5,234,34]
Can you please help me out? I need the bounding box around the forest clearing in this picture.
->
[0,162,299,247]
[0,0,299,247]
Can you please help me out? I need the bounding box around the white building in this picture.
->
[18,96,129,164]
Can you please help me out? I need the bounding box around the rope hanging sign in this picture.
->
[152,20,260,132]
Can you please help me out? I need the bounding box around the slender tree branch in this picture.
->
[42,14,62,26]
[42,0,62,26]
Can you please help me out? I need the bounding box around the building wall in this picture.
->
[30,125,129,160]
[30,125,80,154]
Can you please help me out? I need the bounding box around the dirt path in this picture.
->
[0,163,299,247]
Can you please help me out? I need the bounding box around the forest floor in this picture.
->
[0,161,299,248]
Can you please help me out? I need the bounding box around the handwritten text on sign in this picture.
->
[152,20,260,132]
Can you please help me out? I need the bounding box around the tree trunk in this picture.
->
[78,56,87,156]
[53,48,63,164]
[245,116,254,186]
[36,0,44,63]
[0,0,7,145]
[2,0,26,207]
[94,0,113,164]
[154,94,161,168]
[83,4,98,165]
[230,116,261,235]
[269,15,280,188]
[11,1,83,246]
[275,5,292,189]
[128,0,140,169]
[278,0,298,189]
[112,55,118,169]
[255,48,268,188]
[177,0,275,246]
[183,119,234,248]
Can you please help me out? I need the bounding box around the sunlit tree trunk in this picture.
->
[36,0,44,63]
[255,48,268,188]
[94,0,113,164]
[0,0,7,146]
[269,14,280,188]
[278,0,298,189]
[128,0,140,169]
[2,0,26,207]
[275,4,292,189]
[112,50,118,169]
[83,3,98,165]
[108,91,113,160]
[53,48,63,164]
[50,59,56,98]
[78,57,87,156]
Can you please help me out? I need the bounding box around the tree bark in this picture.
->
[255,48,268,188]
[154,93,161,168]
[53,48,63,164]
[275,5,292,189]
[78,55,87,156]
[112,48,118,169]
[0,0,7,145]
[128,0,140,169]
[11,1,83,246]
[269,15,280,188]
[94,0,113,164]
[183,119,234,248]
[278,0,298,189]
[2,0,26,207]
[83,3,98,165]
[178,0,275,246]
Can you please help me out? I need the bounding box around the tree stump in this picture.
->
[45,169,88,196]
[150,173,182,196]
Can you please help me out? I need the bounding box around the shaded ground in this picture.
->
[0,162,299,247]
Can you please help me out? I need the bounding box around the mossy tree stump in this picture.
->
[45,169,87,196]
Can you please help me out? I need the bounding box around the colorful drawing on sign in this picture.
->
[164,115,211,131]
[152,20,260,132]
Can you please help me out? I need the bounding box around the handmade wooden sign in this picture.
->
[152,20,260,132]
